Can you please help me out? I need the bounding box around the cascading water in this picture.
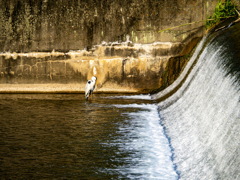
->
[152,23,240,179]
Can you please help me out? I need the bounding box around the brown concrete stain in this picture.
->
[0,39,201,93]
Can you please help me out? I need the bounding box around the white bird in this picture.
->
[85,76,97,100]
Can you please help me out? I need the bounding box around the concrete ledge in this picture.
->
[0,84,139,94]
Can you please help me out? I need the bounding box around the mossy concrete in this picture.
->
[0,45,169,93]
[0,0,223,52]
[1,0,238,93]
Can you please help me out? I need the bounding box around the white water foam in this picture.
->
[103,94,152,100]
[157,33,240,179]
[109,103,178,179]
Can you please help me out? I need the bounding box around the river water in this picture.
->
[1,17,239,180]
[0,94,178,179]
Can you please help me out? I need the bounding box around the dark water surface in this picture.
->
[0,94,177,180]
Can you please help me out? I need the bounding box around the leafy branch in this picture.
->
[205,0,238,29]
[158,19,215,33]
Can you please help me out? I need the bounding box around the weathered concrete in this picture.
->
[0,43,169,93]
[0,0,221,52]
[0,0,237,93]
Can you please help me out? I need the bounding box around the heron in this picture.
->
[85,76,97,100]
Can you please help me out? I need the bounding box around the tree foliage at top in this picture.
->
[205,0,238,29]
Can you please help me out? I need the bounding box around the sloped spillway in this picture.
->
[153,23,240,179]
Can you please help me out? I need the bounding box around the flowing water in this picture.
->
[1,22,240,180]
[154,23,240,179]
[0,94,178,179]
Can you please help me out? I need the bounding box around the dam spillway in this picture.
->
[152,22,240,179]
[0,0,240,179]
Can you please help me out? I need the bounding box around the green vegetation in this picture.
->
[158,0,239,33]
[205,0,238,29]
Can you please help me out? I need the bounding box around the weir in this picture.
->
[0,0,240,179]
[153,22,240,179]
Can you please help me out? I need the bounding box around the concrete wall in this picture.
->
[0,0,237,93]
[0,0,221,52]
[0,45,169,93]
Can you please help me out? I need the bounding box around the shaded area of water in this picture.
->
[0,94,177,179]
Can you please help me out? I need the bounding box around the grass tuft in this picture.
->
[205,0,238,29]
